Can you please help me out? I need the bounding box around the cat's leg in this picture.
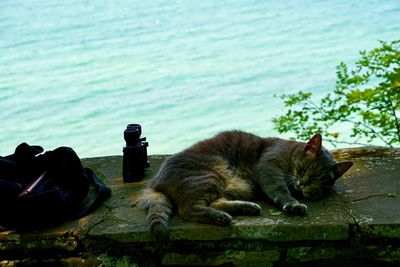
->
[178,200,233,226]
[177,173,233,226]
[267,183,307,215]
[256,165,307,216]
[210,198,261,216]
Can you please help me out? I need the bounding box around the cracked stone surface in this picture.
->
[333,148,400,239]
[0,147,399,263]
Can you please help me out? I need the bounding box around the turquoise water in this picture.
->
[1,0,400,157]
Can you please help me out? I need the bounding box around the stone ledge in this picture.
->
[0,147,399,266]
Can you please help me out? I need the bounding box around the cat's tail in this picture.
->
[139,188,173,239]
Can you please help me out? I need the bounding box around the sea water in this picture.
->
[1,0,399,157]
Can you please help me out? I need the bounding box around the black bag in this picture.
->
[0,143,111,228]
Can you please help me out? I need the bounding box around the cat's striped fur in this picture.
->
[140,131,352,238]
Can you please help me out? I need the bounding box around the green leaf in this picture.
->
[387,192,397,197]
[269,209,283,216]
[273,39,400,147]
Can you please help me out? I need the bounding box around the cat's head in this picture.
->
[290,134,353,200]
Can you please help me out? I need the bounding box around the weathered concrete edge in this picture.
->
[87,146,400,161]
[332,146,400,160]
[89,219,351,243]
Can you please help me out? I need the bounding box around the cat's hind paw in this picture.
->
[283,202,307,216]
[243,202,262,216]
[213,212,233,226]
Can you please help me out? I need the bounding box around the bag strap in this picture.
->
[73,168,112,219]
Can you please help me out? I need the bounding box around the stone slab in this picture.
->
[333,148,400,239]
[83,155,352,243]
[0,147,399,266]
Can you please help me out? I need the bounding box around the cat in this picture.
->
[140,130,353,238]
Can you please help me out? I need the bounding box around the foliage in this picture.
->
[273,40,400,147]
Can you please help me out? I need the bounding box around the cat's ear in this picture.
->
[330,161,353,180]
[304,134,322,159]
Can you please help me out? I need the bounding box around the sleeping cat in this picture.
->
[140,131,352,238]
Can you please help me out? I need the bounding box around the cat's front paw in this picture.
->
[283,202,307,216]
